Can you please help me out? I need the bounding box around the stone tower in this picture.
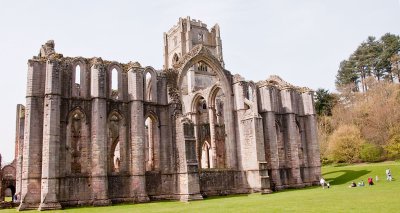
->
[163,16,224,69]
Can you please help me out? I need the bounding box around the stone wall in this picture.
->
[16,18,320,210]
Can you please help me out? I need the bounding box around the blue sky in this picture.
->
[0,0,399,163]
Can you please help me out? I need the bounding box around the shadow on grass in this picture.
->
[193,194,248,201]
[323,170,371,185]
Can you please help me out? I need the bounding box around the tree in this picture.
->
[385,125,400,159]
[380,33,400,82]
[360,143,383,162]
[327,124,365,163]
[336,33,400,91]
[336,59,358,91]
[315,89,337,116]
[390,53,400,81]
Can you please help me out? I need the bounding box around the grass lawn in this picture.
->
[1,161,399,212]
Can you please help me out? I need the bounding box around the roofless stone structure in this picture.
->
[15,17,321,210]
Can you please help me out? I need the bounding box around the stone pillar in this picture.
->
[262,111,282,189]
[302,92,321,184]
[258,86,282,189]
[19,60,46,210]
[90,58,111,206]
[38,59,62,210]
[208,107,217,168]
[159,107,171,173]
[15,104,25,200]
[281,89,302,185]
[175,117,202,201]
[127,66,149,202]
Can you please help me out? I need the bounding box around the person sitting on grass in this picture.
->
[358,180,365,187]
[349,182,357,188]
[368,177,374,186]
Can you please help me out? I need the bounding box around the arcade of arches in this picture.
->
[9,17,320,210]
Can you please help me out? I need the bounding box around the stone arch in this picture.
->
[107,110,126,173]
[177,54,232,97]
[108,63,123,100]
[66,107,89,174]
[176,48,236,169]
[191,93,207,113]
[190,93,213,168]
[143,66,158,103]
[207,85,227,168]
[1,163,16,201]
[144,111,160,171]
[71,58,88,98]
[4,184,15,200]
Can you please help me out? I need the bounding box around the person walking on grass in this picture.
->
[320,177,326,189]
[386,168,392,181]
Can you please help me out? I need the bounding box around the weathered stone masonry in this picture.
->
[15,17,321,210]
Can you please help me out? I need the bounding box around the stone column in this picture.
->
[262,111,282,189]
[19,60,46,211]
[208,107,217,168]
[127,66,149,202]
[302,92,321,184]
[175,116,202,201]
[159,107,171,173]
[281,89,302,185]
[15,104,25,201]
[38,59,62,210]
[90,58,111,206]
[258,86,282,189]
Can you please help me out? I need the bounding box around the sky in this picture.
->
[0,0,399,163]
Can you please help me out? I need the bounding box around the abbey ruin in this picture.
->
[13,17,321,210]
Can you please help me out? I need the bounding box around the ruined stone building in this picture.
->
[15,17,320,210]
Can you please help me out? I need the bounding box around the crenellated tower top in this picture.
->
[163,16,224,70]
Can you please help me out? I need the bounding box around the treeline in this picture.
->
[318,33,400,164]
[336,33,400,92]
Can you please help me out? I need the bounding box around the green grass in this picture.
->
[4,197,12,202]
[1,161,399,212]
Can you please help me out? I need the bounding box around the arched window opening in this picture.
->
[145,116,157,171]
[197,97,207,112]
[172,53,179,65]
[72,64,82,97]
[75,65,81,85]
[201,141,211,169]
[197,61,208,72]
[111,68,119,99]
[108,113,122,173]
[113,142,121,172]
[145,72,152,101]
[248,85,254,101]
[198,33,204,42]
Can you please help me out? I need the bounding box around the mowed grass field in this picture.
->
[1,161,399,212]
